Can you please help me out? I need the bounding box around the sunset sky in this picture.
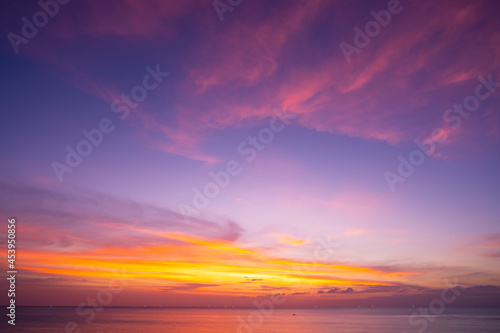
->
[1,0,499,307]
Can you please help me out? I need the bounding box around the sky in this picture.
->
[0,0,499,308]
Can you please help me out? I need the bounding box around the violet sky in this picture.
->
[0,0,499,307]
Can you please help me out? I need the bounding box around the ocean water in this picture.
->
[2,307,499,332]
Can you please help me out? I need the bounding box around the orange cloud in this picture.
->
[269,233,309,246]
[14,0,499,163]
[16,223,417,297]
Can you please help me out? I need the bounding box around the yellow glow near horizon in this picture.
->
[18,229,413,297]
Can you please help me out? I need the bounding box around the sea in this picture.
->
[1,307,499,332]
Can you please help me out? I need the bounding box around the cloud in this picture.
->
[340,287,354,294]
[0,179,423,296]
[263,293,285,297]
[269,233,309,245]
[360,285,414,294]
[318,287,354,294]
[161,283,222,291]
[456,233,500,259]
[355,284,500,307]
[344,229,373,237]
[9,0,498,163]
[464,285,500,292]
[0,179,244,250]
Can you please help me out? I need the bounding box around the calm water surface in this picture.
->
[2,307,499,332]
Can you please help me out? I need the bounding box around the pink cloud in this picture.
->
[10,0,499,163]
[457,233,500,259]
